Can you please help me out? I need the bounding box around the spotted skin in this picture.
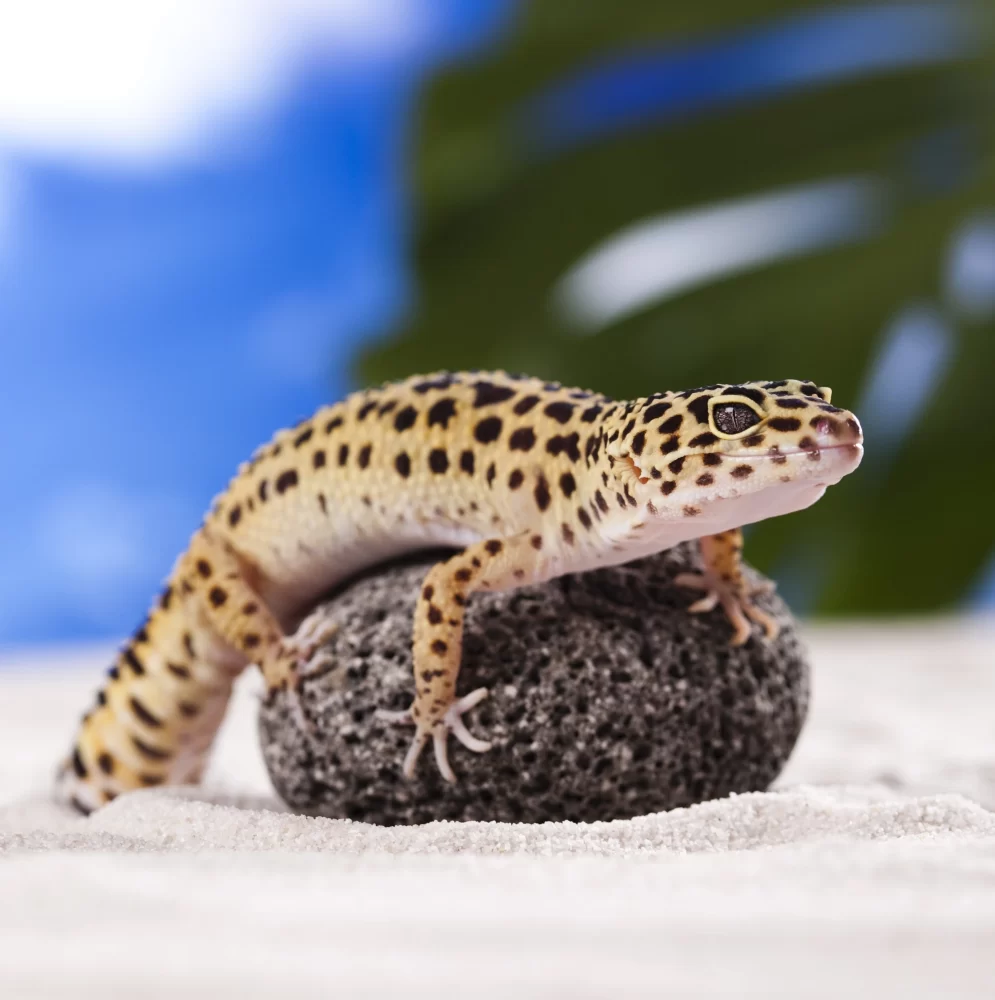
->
[57,372,863,811]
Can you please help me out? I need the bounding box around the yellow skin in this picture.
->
[57,372,863,813]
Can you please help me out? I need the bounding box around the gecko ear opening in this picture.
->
[618,454,650,484]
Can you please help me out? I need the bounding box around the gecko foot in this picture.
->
[378,688,492,783]
[674,572,778,646]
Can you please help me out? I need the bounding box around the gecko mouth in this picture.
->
[735,442,863,461]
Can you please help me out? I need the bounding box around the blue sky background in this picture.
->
[0,0,992,647]
[0,0,512,645]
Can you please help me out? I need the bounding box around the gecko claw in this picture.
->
[674,572,779,646]
[385,688,492,782]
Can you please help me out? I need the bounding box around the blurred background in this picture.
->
[0,0,993,648]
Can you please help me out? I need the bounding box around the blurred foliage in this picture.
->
[358,0,995,614]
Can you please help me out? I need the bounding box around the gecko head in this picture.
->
[607,380,863,526]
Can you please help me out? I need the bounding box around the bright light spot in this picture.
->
[554,177,886,333]
[946,213,995,320]
[855,304,953,455]
[0,0,428,163]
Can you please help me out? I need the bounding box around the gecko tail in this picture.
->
[54,584,246,815]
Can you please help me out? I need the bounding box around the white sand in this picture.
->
[1,619,994,998]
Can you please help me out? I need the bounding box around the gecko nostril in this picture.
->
[812,418,833,437]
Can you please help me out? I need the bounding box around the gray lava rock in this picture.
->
[259,543,809,825]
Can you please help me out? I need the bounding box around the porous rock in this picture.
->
[259,543,808,825]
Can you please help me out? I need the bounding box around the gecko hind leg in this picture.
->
[675,529,779,646]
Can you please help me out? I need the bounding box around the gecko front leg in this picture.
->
[384,532,546,783]
[675,529,778,645]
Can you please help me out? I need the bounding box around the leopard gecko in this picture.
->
[57,371,863,813]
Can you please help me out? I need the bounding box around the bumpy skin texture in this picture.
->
[56,371,862,813]
[260,545,808,824]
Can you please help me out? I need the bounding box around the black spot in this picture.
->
[394,406,418,432]
[688,432,718,448]
[209,587,227,608]
[123,647,146,676]
[631,430,646,455]
[427,605,443,625]
[324,416,343,434]
[768,416,802,432]
[562,523,575,546]
[581,405,602,422]
[658,414,683,434]
[660,438,680,455]
[258,479,269,502]
[414,373,456,393]
[228,505,242,528]
[139,774,165,787]
[800,383,823,397]
[727,385,766,406]
[686,395,712,425]
[395,453,411,478]
[130,696,162,728]
[97,752,114,776]
[72,748,87,778]
[544,401,574,424]
[661,481,677,495]
[683,505,700,517]
[508,469,524,490]
[534,475,551,511]
[622,418,635,438]
[183,633,195,659]
[132,736,171,761]
[485,540,503,555]
[317,492,327,514]
[276,469,299,493]
[196,559,212,578]
[731,464,754,479]
[313,450,326,469]
[514,395,540,415]
[595,490,609,513]
[616,492,628,509]
[428,448,449,474]
[486,463,496,487]
[460,450,475,475]
[358,444,372,468]
[668,458,685,474]
[473,381,516,407]
[642,401,671,423]
[702,453,723,466]
[578,507,592,530]
[474,417,502,443]
[546,433,581,461]
[560,472,576,497]
[431,639,448,655]
[764,380,788,389]
[744,433,766,448]
[338,444,349,466]
[159,585,173,610]
[509,427,536,451]
[696,473,714,486]
[530,535,543,550]
[378,400,397,416]
[357,401,377,421]
[293,427,314,448]
[427,397,457,429]
[776,398,808,410]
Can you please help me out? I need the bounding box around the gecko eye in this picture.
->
[711,402,761,436]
